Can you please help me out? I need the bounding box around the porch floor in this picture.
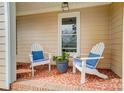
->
[10,63,122,91]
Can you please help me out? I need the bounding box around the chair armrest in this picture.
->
[73,57,104,62]
[73,53,89,58]
[44,52,56,59]
[48,53,52,59]
[44,52,56,55]
[73,53,79,58]
[74,57,103,67]
[80,57,104,60]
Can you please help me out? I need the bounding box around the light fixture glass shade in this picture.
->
[62,2,69,12]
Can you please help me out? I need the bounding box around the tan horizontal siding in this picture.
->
[97,60,111,68]
[0,15,5,21]
[0,45,5,51]
[111,54,122,62]
[0,37,5,44]
[111,50,122,56]
[0,59,5,66]
[111,31,122,38]
[0,66,5,73]
[0,30,5,36]
[111,25,122,34]
[111,44,122,50]
[110,3,123,77]
[111,38,122,44]
[111,64,122,77]
[0,22,5,29]
[0,7,4,14]
[0,74,5,80]
[0,81,6,89]
[0,2,4,7]
[111,58,122,67]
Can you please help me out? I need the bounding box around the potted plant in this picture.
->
[53,52,70,73]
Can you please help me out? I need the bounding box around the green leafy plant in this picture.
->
[53,52,70,63]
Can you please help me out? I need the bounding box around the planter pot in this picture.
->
[56,61,68,73]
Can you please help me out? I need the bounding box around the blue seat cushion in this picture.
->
[73,58,94,69]
[32,51,44,61]
[33,58,49,63]
[86,52,100,68]
[73,52,100,69]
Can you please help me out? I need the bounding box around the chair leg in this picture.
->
[80,61,86,84]
[81,70,85,84]
[32,66,34,77]
[73,61,76,74]
[48,63,51,72]
[73,65,76,74]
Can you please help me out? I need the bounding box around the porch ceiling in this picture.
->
[16,2,111,16]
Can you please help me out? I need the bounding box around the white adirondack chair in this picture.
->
[29,43,52,77]
[73,42,108,84]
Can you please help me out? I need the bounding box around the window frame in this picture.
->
[58,12,80,56]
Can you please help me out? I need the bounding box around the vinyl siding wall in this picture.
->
[79,5,111,68]
[16,12,58,63]
[0,2,6,88]
[110,3,123,77]
[16,5,111,69]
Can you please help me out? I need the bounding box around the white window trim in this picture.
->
[58,12,80,56]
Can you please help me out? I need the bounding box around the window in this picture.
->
[58,12,80,55]
[62,17,77,52]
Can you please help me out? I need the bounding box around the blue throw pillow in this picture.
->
[32,51,44,61]
[86,52,100,69]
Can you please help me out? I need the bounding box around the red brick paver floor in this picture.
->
[10,63,122,91]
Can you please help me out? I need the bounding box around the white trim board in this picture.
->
[4,2,10,89]
[122,5,124,91]
[4,2,16,89]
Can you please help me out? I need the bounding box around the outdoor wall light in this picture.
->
[61,2,69,12]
